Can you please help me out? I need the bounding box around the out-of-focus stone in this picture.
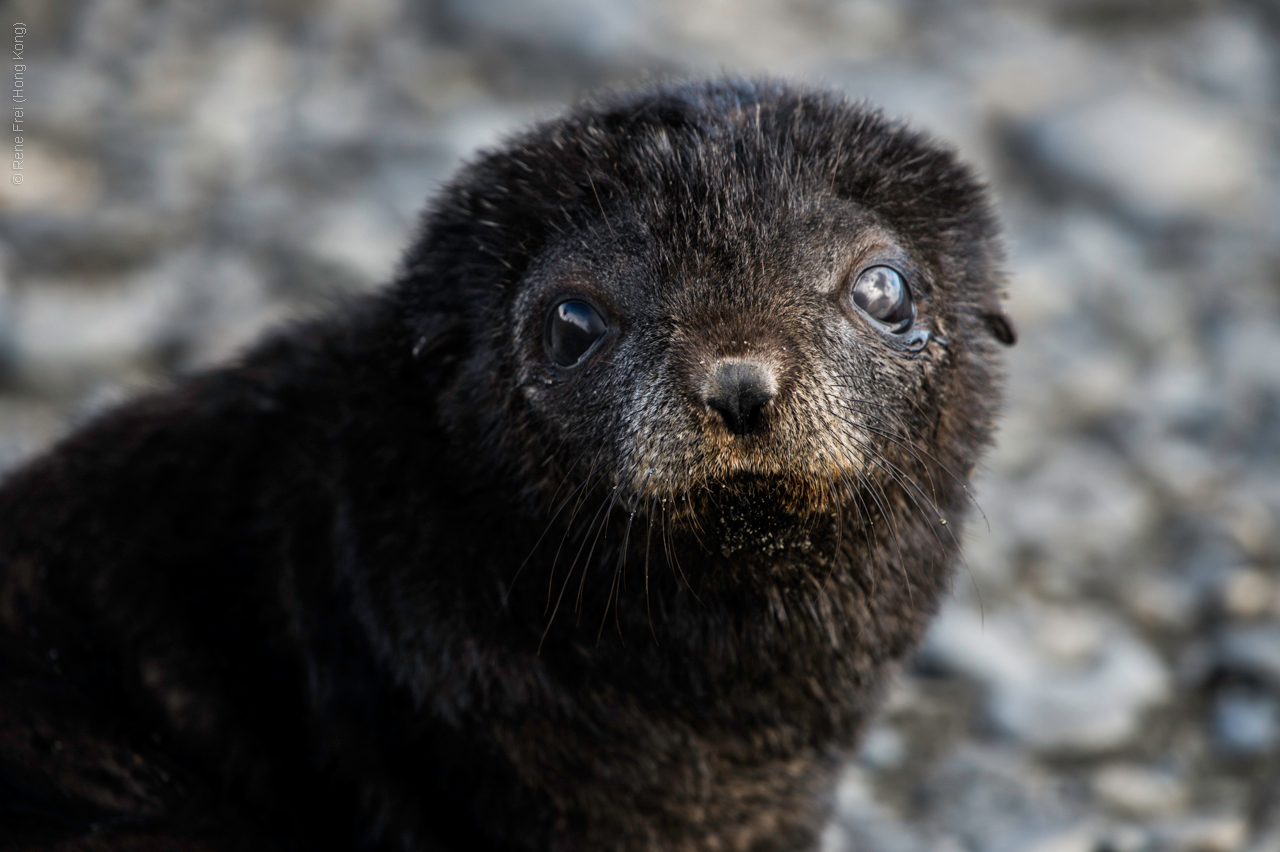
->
[1046,213,1196,357]
[1219,319,1280,398]
[1125,575,1199,632]
[824,0,909,52]
[1022,827,1100,852]
[173,29,295,198]
[1131,434,1223,504]
[1226,501,1276,558]
[321,0,405,36]
[438,104,551,170]
[1018,91,1258,219]
[1212,687,1278,755]
[1100,824,1154,852]
[913,745,1086,851]
[1216,626,1280,688]
[304,202,409,290]
[11,271,184,386]
[0,397,66,475]
[1249,829,1280,852]
[972,16,1105,117]
[1155,816,1249,852]
[829,765,931,852]
[1178,12,1276,105]
[1140,363,1219,431]
[1177,640,1215,688]
[924,602,1169,751]
[1093,763,1187,817]
[0,147,103,215]
[1221,568,1274,620]
[442,0,656,59]
[293,72,379,148]
[998,442,1154,574]
[857,724,906,770]
[173,253,291,369]
[39,62,115,143]
[829,71,993,175]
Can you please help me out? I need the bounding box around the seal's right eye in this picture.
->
[850,266,913,332]
[545,300,607,367]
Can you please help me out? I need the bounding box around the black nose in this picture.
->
[703,361,775,436]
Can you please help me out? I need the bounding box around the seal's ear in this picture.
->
[981,305,1017,346]
[409,311,463,360]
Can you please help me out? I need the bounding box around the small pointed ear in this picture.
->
[982,306,1017,346]
[409,311,463,360]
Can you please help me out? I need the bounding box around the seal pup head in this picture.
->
[400,78,1012,574]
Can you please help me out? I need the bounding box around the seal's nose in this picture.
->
[703,361,775,436]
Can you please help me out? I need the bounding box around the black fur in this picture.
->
[0,79,1010,851]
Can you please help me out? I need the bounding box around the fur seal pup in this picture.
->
[0,78,1014,851]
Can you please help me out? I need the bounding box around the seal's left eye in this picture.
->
[546,300,607,367]
[850,266,913,331]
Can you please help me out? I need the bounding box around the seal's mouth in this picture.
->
[708,485,820,557]
[639,473,836,558]
[624,456,850,513]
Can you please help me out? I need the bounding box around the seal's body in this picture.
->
[0,80,1012,851]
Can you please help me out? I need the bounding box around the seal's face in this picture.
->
[417,80,1009,564]
[511,197,954,558]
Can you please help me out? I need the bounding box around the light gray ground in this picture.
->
[2,2,1279,850]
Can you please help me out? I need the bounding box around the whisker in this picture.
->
[545,458,610,612]
[839,400,991,533]
[830,417,984,620]
[539,472,616,654]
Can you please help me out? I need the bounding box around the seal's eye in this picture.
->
[850,266,913,331]
[546,300,607,367]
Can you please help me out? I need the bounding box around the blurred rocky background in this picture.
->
[2,0,1279,849]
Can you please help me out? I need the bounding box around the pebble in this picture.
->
[857,724,906,770]
[1216,626,1280,689]
[1225,501,1276,559]
[1005,442,1154,573]
[1021,827,1099,852]
[924,603,1169,752]
[1018,91,1258,220]
[1155,816,1249,852]
[11,272,184,386]
[1220,568,1274,620]
[1099,825,1153,852]
[1211,687,1278,755]
[439,0,655,59]
[1093,764,1187,817]
[1125,575,1198,632]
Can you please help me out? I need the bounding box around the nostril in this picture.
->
[703,361,775,436]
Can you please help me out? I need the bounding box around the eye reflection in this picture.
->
[850,266,912,329]
[545,300,607,367]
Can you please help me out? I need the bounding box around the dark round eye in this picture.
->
[545,300,607,367]
[850,266,913,330]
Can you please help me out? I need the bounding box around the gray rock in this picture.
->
[990,441,1154,577]
[924,602,1169,751]
[11,270,184,388]
[1212,687,1278,755]
[914,745,1088,852]
[1153,815,1250,852]
[857,724,906,770]
[829,746,1093,852]
[1018,91,1259,220]
[1216,626,1280,689]
[1093,763,1187,817]
[439,0,656,59]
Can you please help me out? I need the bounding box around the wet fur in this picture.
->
[0,79,1010,851]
